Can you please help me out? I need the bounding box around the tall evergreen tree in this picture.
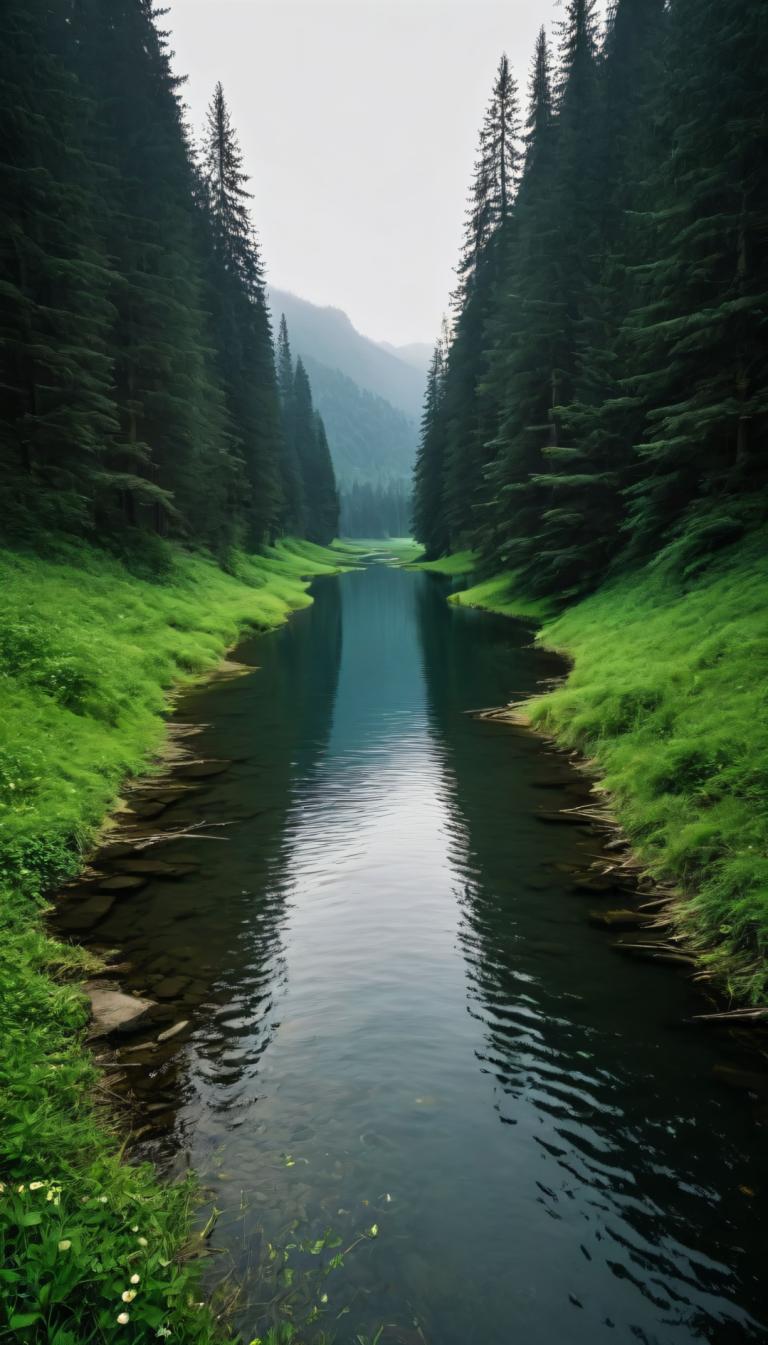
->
[201,82,282,544]
[412,327,449,557]
[626,0,768,564]
[442,57,521,546]
[0,0,117,537]
[480,27,559,573]
[291,359,340,544]
[275,314,305,534]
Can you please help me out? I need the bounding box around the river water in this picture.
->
[67,561,767,1344]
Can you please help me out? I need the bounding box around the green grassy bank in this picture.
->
[0,536,352,1343]
[450,534,768,1005]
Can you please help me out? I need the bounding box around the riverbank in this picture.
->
[0,536,354,1343]
[438,533,768,1006]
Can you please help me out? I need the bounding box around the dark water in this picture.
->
[73,562,767,1343]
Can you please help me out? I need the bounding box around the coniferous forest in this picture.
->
[413,0,767,596]
[1,2,338,555]
[2,3,768,1344]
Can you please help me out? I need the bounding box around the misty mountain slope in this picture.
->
[268,288,426,420]
[378,340,432,375]
[302,356,417,486]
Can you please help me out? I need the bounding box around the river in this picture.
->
[62,559,767,1344]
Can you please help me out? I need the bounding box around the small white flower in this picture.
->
[18,1185,25,1194]
[122,1290,137,1303]
[29,1181,44,1191]
[320,1293,329,1304]
[58,1240,72,1252]
[117,1312,130,1326]
[368,1223,379,1238]
[98,1195,108,1203]
[137,1236,148,1247]
[156,1329,172,1339]
[130,1273,140,1285]
[131,1224,139,1233]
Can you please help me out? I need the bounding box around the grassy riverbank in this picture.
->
[0,536,351,1343]
[452,534,768,1005]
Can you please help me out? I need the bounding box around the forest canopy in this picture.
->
[413,0,768,598]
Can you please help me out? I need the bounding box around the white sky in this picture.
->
[168,0,574,347]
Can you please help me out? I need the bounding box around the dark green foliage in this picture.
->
[441,57,522,545]
[200,81,282,545]
[0,2,308,557]
[292,359,339,545]
[275,314,306,533]
[274,323,340,545]
[412,331,449,557]
[0,0,117,537]
[340,478,412,539]
[413,0,768,600]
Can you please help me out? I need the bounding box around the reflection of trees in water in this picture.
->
[91,578,344,1168]
[414,576,766,1341]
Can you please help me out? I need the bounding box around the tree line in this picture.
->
[339,478,411,539]
[1,0,338,555]
[413,0,767,598]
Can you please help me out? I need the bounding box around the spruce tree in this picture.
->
[201,82,282,545]
[0,0,117,538]
[442,56,521,548]
[412,328,450,557]
[480,27,559,574]
[626,0,768,564]
[275,314,305,534]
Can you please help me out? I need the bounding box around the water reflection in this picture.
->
[58,563,766,1344]
[416,573,766,1343]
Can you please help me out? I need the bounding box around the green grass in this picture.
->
[340,537,423,563]
[451,536,768,1003]
[448,569,553,621]
[0,535,353,1344]
[410,549,478,576]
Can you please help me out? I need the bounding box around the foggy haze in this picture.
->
[168,0,580,347]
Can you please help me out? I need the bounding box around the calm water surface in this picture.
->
[78,563,767,1344]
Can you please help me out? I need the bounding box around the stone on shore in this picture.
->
[85,984,158,1037]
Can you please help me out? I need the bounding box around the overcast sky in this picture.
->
[168,0,575,347]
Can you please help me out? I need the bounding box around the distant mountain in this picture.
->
[301,356,417,487]
[268,288,426,421]
[377,340,432,376]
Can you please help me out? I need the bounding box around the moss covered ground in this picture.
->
[454,534,768,1004]
[0,536,353,1343]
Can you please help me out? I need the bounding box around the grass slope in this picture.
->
[0,536,352,1344]
[452,535,768,1004]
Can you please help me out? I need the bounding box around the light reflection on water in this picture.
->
[70,564,766,1344]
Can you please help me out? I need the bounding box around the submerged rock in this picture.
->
[588,909,647,930]
[151,975,192,1001]
[86,985,157,1037]
[97,874,148,894]
[57,894,115,932]
[116,858,200,880]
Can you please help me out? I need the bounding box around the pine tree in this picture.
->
[412,327,450,557]
[275,314,305,534]
[519,0,666,596]
[66,0,233,539]
[311,412,340,545]
[0,0,117,538]
[480,27,560,574]
[626,0,768,564]
[201,81,282,544]
[291,359,339,544]
[442,57,521,547]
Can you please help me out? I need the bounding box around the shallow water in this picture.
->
[68,562,767,1343]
